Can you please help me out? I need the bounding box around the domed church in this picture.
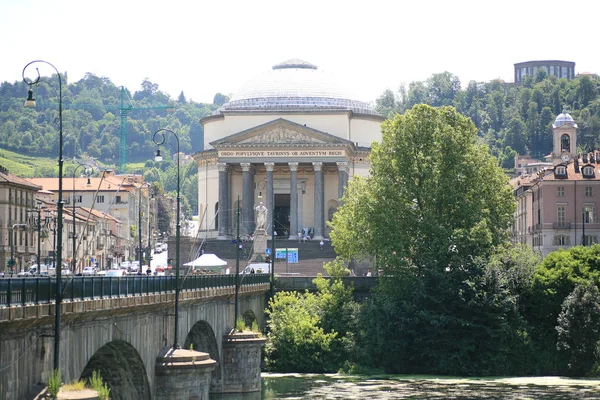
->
[193,59,385,240]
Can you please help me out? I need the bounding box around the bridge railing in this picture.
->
[0,274,270,308]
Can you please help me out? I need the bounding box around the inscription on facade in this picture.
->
[218,150,345,158]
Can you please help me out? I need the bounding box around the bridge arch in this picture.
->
[183,320,221,389]
[80,339,150,400]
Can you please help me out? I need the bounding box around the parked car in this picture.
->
[120,261,131,270]
[17,270,31,276]
[105,269,126,277]
[28,264,49,275]
[130,261,140,272]
[62,269,72,276]
[82,266,97,275]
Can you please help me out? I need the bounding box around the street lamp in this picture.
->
[9,224,28,274]
[72,164,93,274]
[23,60,64,371]
[44,209,57,270]
[153,128,181,349]
[138,182,150,266]
[27,201,46,274]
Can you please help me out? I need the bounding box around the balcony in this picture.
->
[553,222,571,230]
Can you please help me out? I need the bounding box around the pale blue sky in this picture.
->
[1,0,597,104]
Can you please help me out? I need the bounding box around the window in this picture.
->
[584,235,597,246]
[561,134,570,153]
[76,195,82,204]
[583,166,594,176]
[583,205,596,223]
[555,166,566,176]
[557,186,565,197]
[557,204,566,225]
[97,195,105,203]
[116,195,122,204]
[585,186,593,197]
[553,235,570,246]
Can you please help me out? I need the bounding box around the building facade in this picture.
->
[193,59,384,241]
[28,170,153,267]
[0,166,42,273]
[514,60,575,82]
[513,111,600,256]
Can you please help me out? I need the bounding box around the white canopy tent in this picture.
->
[183,253,228,270]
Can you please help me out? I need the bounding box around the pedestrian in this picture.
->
[319,240,324,250]
[225,266,231,275]
[366,269,372,277]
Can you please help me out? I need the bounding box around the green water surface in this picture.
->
[212,374,600,399]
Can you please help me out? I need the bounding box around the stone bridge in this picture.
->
[0,274,270,400]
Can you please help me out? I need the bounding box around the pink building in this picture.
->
[513,112,600,256]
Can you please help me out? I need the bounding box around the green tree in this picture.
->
[556,283,600,376]
[374,89,397,118]
[213,93,229,106]
[264,259,359,372]
[264,291,337,372]
[526,245,600,373]
[331,104,515,270]
[330,105,517,375]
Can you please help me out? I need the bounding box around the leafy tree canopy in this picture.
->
[330,104,515,276]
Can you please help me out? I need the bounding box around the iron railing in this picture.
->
[0,274,270,308]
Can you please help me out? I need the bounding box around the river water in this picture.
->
[212,373,600,399]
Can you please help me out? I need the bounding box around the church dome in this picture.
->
[216,58,379,116]
[553,112,578,128]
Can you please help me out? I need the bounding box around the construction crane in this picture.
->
[114,86,175,173]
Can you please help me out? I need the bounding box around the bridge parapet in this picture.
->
[0,274,270,322]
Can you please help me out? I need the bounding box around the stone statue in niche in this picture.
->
[328,206,336,222]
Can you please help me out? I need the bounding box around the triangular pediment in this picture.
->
[210,118,351,147]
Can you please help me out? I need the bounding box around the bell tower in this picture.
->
[552,110,577,165]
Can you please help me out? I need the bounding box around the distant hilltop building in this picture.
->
[514,60,575,82]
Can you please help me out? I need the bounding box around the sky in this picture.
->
[1,0,599,105]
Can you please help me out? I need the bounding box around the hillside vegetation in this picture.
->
[376,70,600,168]
[0,73,230,216]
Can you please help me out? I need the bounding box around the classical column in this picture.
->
[337,161,349,201]
[241,163,254,235]
[217,163,228,240]
[265,163,274,237]
[313,162,324,240]
[289,162,298,241]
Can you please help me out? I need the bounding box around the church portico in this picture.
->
[207,159,349,239]
[193,59,384,243]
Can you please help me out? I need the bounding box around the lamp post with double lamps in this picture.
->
[23,60,64,371]
[72,164,93,274]
[138,183,150,266]
[153,128,181,348]
[27,201,46,274]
